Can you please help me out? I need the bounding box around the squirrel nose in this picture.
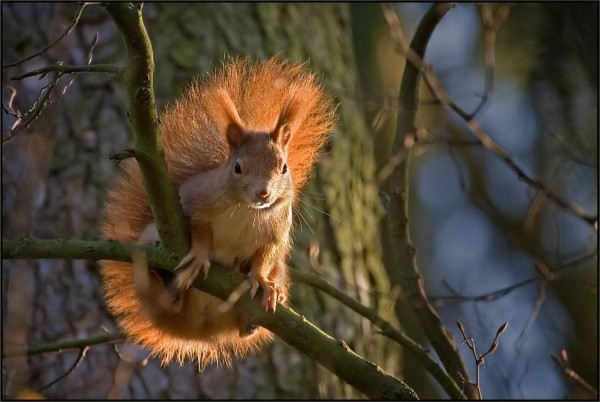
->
[256,188,271,200]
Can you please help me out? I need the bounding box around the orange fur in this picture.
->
[99,56,335,368]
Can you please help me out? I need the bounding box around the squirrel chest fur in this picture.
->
[99,57,335,368]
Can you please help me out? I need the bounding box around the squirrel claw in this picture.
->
[249,279,259,299]
[174,252,194,271]
[248,275,278,312]
[174,253,210,292]
[202,260,210,280]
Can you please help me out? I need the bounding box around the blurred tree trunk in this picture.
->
[349,4,441,398]
[2,3,400,399]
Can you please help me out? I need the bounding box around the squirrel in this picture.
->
[99,56,335,368]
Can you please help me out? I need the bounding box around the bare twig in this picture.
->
[4,20,122,144]
[10,63,123,81]
[430,251,597,304]
[551,349,598,398]
[384,3,597,230]
[38,347,89,392]
[2,332,124,358]
[2,77,60,144]
[2,3,89,68]
[547,130,597,168]
[463,120,598,229]
[376,144,412,186]
[109,148,137,163]
[456,320,508,399]
[471,3,513,118]
[515,266,547,341]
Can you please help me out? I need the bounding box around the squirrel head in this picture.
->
[214,89,295,210]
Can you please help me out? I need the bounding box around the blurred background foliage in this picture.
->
[2,3,597,399]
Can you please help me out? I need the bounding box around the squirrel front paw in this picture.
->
[173,251,211,292]
[248,273,280,312]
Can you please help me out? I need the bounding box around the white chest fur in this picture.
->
[208,203,290,267]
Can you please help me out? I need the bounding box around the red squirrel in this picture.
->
[99,57,335,368]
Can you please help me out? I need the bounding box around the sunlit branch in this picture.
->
[291,268,465,399]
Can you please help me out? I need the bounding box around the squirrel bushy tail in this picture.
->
[99,56,336,367]
[160,56,336,187]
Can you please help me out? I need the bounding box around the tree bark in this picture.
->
[2,3,398,399]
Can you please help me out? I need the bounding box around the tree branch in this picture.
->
[3,332,123,358]
[292,269,465,399]
[384,3,597,230]
[551,349,599,399]
[1,2,89,68]
[429,251,597,304]
[381,3,477,397]
[103,2,188,254]
[1,239,418,400]
[1,238,178,267]
[10,63,124,81]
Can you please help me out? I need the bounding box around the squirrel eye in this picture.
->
[234,161,242,174]
[281,163,288,174]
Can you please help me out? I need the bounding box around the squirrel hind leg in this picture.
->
[137,222,160,246]
[132,222,183,314]
[151,269,185,314]
[237,313,259,338]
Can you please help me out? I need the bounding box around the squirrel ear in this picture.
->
[226,123,244,148]
[213,89,246,148]
[272,96,304,150]
[273,122,292,150]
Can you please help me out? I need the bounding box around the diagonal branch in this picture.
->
[1,238,418,400]
[1,3,89,68]
[292,268,465,399]
[388,3,596,230]
[551,349,599,399]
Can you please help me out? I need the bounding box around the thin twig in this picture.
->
[2,332,125,358]
[551,349,598,398]
[429,251,597,304]
[547,130,597,168]
[2,3,89,68]
[38,347,89,392]
[383,2,597,230]
[10,63,123,81]
[2,77,60,144]
[515,267,547,342]
[470,3,513,119]
[456,321,508,399]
